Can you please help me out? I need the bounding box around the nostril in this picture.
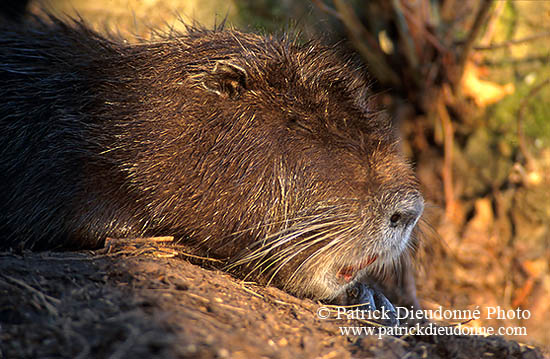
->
[389,195,425,228]
[390,212,402,226]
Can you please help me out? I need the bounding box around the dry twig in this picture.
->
[455,0,493,86]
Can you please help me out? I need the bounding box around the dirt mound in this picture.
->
[0,249,543,358]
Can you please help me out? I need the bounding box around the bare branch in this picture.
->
[330,0,401,86]
[311,0,341,20]
[391,0,419,70]
[455,0,493,86]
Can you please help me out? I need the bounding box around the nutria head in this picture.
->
[152,30,426,299]
[0,21,423,300]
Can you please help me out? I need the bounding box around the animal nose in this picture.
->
[389,195,424,228]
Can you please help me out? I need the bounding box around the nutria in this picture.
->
[0,14,424,306]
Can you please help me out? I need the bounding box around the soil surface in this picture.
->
[0,243,544,359]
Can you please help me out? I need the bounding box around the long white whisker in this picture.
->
[283,229,353,287]
[230,222,343,280]
[265,225,355,286]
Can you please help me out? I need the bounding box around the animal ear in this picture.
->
[201,60,248,99]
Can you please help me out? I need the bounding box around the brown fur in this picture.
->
[0,16,424,300]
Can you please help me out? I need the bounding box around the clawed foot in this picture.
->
[345,282,399,326]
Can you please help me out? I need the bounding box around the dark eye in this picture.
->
[390,212,401,226]
[288,117,313,134]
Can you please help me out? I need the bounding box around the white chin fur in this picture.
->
[283,220,418,300]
